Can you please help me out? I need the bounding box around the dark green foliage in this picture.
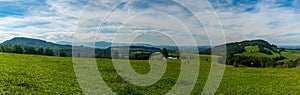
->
[59,49,67,57]
[0,45,12,53]
[258,46,272,55]
[106,46,161,59]
[129,52,151,60]
[44,47,54,56]
[95,48,110,58]
[161,48,168,58]
[222,54,299,68]
[37,47,44,55]
[12,45,23,54]
[272,56,286,61]
[265,60,277,68]
[202,39,284,56]
[24,46,36,54]
[282,59,300,68]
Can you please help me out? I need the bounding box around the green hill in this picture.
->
[202,39,300,67]
[1,37,72,56]
[236,45,281,58]
[202,39,284,57]
[1,37,71,49]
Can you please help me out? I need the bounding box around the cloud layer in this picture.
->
[1,0,300,45]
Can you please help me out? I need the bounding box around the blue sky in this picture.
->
[1,0,300,45]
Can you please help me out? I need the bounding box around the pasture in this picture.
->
[237,46,281,58]
[0,52,300,94]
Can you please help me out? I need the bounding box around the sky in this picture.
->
[0,0,300,46]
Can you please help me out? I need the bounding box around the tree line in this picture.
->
[219,55,300,68]
[0,44,167,59]
[0,45,67,57]
[109,48,168,60]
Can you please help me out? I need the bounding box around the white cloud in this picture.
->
[214,0,300,45]
[1,0,300,46]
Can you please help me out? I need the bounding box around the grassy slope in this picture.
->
[281,50,300,61]
[1,53,300,94]
[237,46,281,58]
[0,53,82,94]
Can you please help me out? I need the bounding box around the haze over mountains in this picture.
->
[0,37,299,57]
[0,37,211,52]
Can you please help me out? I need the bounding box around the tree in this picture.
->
[0,46,12,53]
[12,45,23,54]
[59,49,67,57]
[24,46,36,54]
[44,47,54,56]
[37,47,44,55]
[161,48,168,58]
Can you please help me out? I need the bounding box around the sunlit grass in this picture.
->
[1,52,300,94]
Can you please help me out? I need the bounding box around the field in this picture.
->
[1,52,300,94]
[281,50,300,61]
[237,46,281,58]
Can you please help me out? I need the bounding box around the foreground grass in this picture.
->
[1,52,300,94]
[0,53,82,94]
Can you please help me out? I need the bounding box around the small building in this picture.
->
[168,57,178,60]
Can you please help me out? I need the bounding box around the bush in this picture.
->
[44,47,54,56]
[24,46,36,54]
[12,45,23,54]
[59,49,67,57]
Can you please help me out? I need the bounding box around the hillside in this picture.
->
[203,39,300,67]
[236,45,281,58]
[202,39,285,57]
[1,37,71,49]
[1,37,72,55]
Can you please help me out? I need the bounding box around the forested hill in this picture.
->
[201,39,285,56]
[1,37,72,50]
[200,39,300,68]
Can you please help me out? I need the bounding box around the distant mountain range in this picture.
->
[278,45,300,50]
[0,37,211,53]
[58,41,153,49]
[2,37,71,49]
[57,39,211,52]
[1,37,300,58]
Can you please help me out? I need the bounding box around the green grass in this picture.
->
[217,66,300,94]
[0,53,82,94]
[1,52,300,94]
[281,50,300,61]
[245,46,260,52]
[237,46,281,58]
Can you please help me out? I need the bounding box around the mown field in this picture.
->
[1,52,300,94]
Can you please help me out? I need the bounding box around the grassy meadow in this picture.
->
[237,46,281,58]
[1,52,300,94]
